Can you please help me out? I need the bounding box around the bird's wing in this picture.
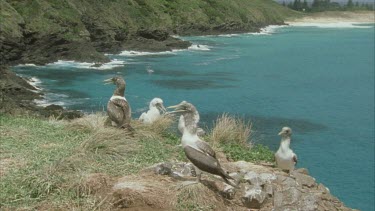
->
[196,140,216,158]
[111,98,130,114]
[139,112,146,121]
[293,154,298,164]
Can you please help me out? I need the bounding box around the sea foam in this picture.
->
[118,50,176,56]
[188,44,210,51]
[47,59,125,70]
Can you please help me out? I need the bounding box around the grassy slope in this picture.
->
[0,113,273,209]
[1,0,296,40]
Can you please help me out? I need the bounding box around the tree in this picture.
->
[346,0,354,8]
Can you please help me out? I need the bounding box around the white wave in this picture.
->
[248,25,287,36]
[217,34,240,37]
[188,44,210,51]
[287,22,373,29]
[46,59,125,70]
[118,50,176,56]
[27,77,43,91]
[33,93,85,107]
[17,63,37,67]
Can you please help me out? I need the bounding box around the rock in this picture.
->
[298,193,320,211]
[154,162,172,175]
[259,173,277,184]
[154,162,196,178]
[295,168,310,175]
[264,183,274,197]
[293,171,316,188]
[242,185,267,209]
[244,171,260,185]
[274,187,302,209]
[222,184,236,199]
[317,183,330,194]
[58,110,84,120]
[39,105,84,120]
[137,29,169,41]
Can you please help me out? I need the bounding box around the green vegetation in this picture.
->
[0,113,274,209]
[282,0,374,12]
[1,0,295,39]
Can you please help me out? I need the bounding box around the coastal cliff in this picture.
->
[0,0,295,65]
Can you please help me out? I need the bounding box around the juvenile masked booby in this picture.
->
[168,101,235,186]
[177,111,205,136]
[275,127,297,173]
[139,98,166,124]
[104,76,133,131]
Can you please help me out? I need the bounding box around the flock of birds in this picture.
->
[104,76,298,187]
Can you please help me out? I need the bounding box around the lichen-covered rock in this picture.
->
[242,185,267,209]
[148,161,356,211]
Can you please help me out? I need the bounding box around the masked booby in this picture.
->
[275,127,297,173]
[168,101,236,186]
[139,98,166,124]
[104,76,133,131]
[177,111,205,136]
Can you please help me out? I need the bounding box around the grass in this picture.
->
[209,113,252,148]
[207,113,274,163]
[0,112,274,209]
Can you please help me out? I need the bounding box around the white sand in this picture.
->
[286,11,375,25]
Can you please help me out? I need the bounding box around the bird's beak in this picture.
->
[157,104,167,113]
[161,105,167,113]
[278,131,283,136]
[167,105,179,109]
[103,78,113,85]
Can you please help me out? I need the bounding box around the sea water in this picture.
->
[13,23,374,210]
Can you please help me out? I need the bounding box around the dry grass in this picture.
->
[132,115,174,139]
[64,112,108,133]
[173,183,226,210]
[209,113,253,148]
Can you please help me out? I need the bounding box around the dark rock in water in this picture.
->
[59,110,83,120]
[90,63,102,68]
[137,29,169,41]
[0,67,83,120]
[0,66,41,114]
[45,104,64,111]
[39,105,83,120]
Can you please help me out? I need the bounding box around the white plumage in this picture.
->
[275,127,297,173]
[139,98,166,124]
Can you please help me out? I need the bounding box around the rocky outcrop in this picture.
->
[78,160,356,210]
[0,67,83,119]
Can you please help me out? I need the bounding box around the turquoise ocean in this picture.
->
[13,23,374,210]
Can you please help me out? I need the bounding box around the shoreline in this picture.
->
[286,11,375,24]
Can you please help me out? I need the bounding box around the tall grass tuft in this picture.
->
[209,113,253,148]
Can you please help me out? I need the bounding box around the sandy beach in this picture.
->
[286,11,375,24]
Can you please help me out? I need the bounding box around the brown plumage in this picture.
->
[104,76,133,131]
[168,101,236,186]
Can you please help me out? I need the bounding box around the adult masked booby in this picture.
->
[275,127,297,173]
[104,76,133,131]
[168,101,235,186]
[139,98,166,124]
